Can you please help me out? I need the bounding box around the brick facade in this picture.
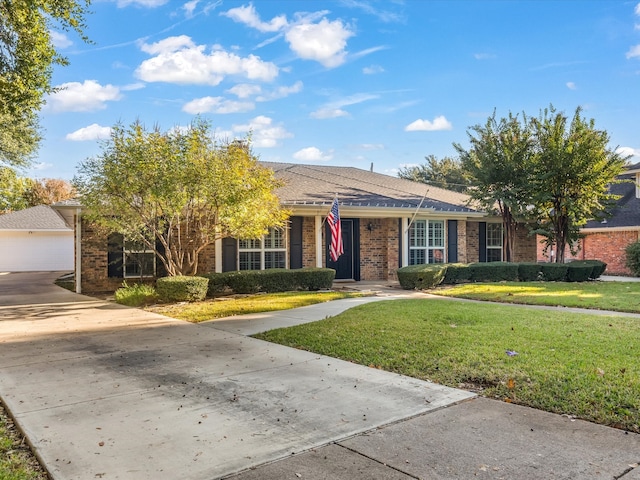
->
[537,230,640,275]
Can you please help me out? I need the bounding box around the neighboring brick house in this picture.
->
[54,162,537,293]
[537,162,640,275]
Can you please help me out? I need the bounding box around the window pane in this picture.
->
[487,248,502,262]
[429,249,445,264]
[487,224,503,247]
[264,228,284,249]
[239,252,261,270]
[265,251,285,269]
[429,221,444,247]
[239,238,261,250]
[124,252,155,277]
[410,221,426,248]
[409,249,425,265]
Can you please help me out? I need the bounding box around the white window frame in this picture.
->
[486,223,503,262]
[123,237,155,278]
[409,219,445,265]
[238,227,287,270]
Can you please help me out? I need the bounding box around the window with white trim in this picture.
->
[238,227,286,270]
[409,220,445,265]
[123,238,155,277]
[486,223,503,262]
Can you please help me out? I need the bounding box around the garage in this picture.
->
[0,205,74,272]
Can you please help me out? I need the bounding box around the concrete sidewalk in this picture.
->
[1,272,639,480]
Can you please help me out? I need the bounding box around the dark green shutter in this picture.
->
[107,233,124,278]
[447,220,458,263]
[479,222,487,262]
[222,237,237,272]
[289,216,303,269]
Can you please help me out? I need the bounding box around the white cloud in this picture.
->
[256,81,303,101]
[46,80,122,112]
[359,143,384,150]
[116,0,168,7]
[310,108,348,119]
[31,162,53,171]
[136,35,279,85]
[363,64,384,74]
[285,18,354,68]
[182,96,254,114]
[66,124,112,141]
[222,3,288,32]
[311,92,378,118]
[626,44,640,59]
[227,83,262,98]
[566,82,577,90]
[232,115,293,148]
[474,53,496,60]
[616,146,640,159]
[183,0,199,18]
[293,146,333,161]
[636,2,640,15]
[121,82,146,91]
[405,116,453,132]
[50,31,72,48]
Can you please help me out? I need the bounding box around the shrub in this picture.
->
[156,276,208,302]
[442,263,472,284]
[294,268,336,290]
[397,264,447,290]
[565,260,607,281]
[469,262,519,282]
[200,272,232,297]
[539,263,569,282]
[114,281,158,307]
[225,271,262,294]
[518,262,543,282]
[259,269,299,292]
[625,241,640,277]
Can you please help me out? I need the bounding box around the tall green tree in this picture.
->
[529,106,627,263]
[74,119,290,276]
[0,0,90,167]
[398,155,470,193]
[454,111,534,262]
[0,166,30,212]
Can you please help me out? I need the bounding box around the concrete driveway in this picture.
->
[0,272,473,480]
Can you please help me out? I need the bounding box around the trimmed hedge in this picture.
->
[397,259,607,290]
[200,268,336,296]
[397,264,447,290]
[156,276,208,302]
[626,240,640,276]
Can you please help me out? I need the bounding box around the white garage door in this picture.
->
[0,231,74,272]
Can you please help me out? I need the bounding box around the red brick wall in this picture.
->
[80,220,124,293]
[359,218,400,280]
[538,230,640,275]
[466,222,480,263]
[302,216,317,268]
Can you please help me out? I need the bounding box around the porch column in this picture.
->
[75,208,82,293]
[401,217,409,267]
[215,238,223,273]
[315,215,323,268]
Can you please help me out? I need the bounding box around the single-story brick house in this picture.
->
[0,205,74,272]
[537,162,640,274]
[54,162,537,293]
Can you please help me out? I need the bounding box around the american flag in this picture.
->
[328,197,343,262]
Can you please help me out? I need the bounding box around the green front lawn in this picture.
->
[430,281,640,313]
[147,291,365,322]
[255,298,640,433]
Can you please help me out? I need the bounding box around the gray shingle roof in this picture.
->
[0,205,72,230]
[264,162,479,213]
[585,169,640,229]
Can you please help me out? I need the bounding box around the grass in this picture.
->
[430,281,640,313]
[0,402,48,480]
[147,291,365,322]
[255,298,640,433]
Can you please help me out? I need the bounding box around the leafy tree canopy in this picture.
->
[398,155,470,193]
[74,118,290,276]
[0,0,90,167]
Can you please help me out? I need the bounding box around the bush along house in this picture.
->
[53,162,538,294]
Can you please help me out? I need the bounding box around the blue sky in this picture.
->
[32,0,640,181]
